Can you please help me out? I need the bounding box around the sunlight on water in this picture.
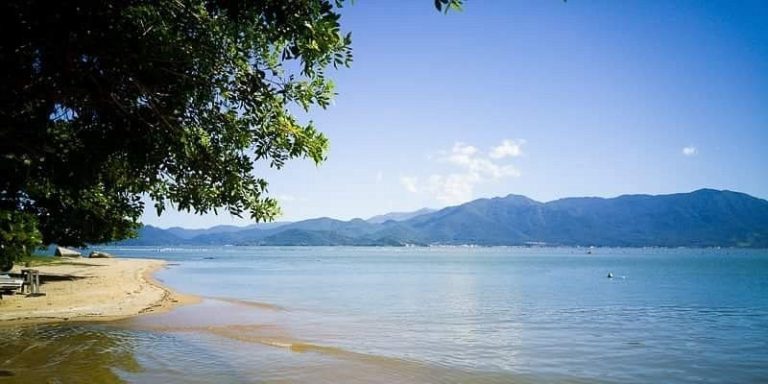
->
[1,247,767,383]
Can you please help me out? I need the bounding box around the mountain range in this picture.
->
[117,189,768,247]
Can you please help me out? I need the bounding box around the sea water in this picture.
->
[1,247,767,383]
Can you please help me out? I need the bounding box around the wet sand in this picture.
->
[0,258,198,325]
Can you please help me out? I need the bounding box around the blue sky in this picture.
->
[143,0,768,228]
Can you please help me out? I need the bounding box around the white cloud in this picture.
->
[400,176,419,193]
[376,171,384,183]
[682,146,697,156]
[426,173,478,204]
[401,139,524,205]
[401,174,478,204]
[442,142,521,179]
[489,139,525,159]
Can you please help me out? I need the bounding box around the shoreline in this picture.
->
[0,258,199,326]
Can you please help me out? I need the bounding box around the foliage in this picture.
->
[19,253,56,268]
[434,0,464,13]
[0,0,353,250]
[0,211,42,271]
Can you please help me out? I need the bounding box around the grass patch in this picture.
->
[19,253,61,267]
[18,254,101,268]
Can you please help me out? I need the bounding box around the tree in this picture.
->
[0,0,463,265]
[0,211,41,271]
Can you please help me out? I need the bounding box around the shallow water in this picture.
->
[1,247,767,383]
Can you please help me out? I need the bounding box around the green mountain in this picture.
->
[118,225,184,246]
[119,189,768,247]
[399,189,768,247]
[366,208,436,224]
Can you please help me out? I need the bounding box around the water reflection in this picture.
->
[0,324,140,383]
[3,247,766,383]
[0,298,605,384]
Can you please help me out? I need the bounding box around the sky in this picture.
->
[142,0,768,228]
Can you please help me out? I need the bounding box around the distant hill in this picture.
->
[115,189,768,247]
[117,225,184,246]
[367,208,436,224]
[164,222,290,239]
[400,189,768,247]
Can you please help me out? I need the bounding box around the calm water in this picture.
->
[1,247,767,383]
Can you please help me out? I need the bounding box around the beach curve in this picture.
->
[0,258,199,326]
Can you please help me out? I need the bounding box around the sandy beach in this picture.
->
[0,258,197,325]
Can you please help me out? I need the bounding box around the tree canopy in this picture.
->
[0,0,462,265]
